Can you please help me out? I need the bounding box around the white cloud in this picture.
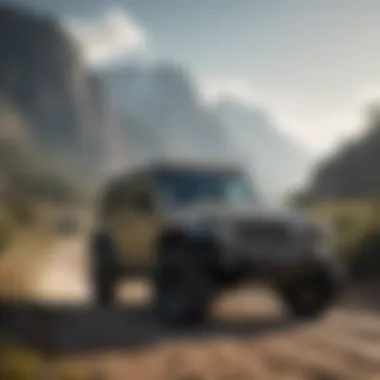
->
[356,86,380,106]
[63,8,148,68]
[199,76,380,158]
[200,77,265,108]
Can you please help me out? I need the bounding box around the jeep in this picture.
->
[91,160,345,325]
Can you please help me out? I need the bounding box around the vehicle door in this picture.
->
[116,177,159,266]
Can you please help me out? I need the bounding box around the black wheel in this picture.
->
[90,230,119,307]
[93,268,118,307]
[154,243,214,326]
[281,272,336,320]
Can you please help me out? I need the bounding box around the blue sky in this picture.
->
[11,0,380,156]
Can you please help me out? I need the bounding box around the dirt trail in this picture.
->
[2,233,380,380]
[40,301,380,380]
[0,228,55,299]
[32,236,91,302]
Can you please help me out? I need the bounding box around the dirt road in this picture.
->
[2,235,380,380]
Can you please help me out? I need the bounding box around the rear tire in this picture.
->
[90,230,119,308]
[281,272,336,320]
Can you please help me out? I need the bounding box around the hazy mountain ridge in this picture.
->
[101,64,234,162]
[0,4,311,203]
[214,100,312,201]
[0,5,112,177]
[305,109,380,200]
[101,64,311,201]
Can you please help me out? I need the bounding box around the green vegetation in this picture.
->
[0,341,44,380]
[6,198,36,226]
[0,209,17,254]
[308,198,380,280]
[0,164,86,256]
[345,228,380,281]
[0,196,39,254]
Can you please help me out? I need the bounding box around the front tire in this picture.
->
[154,243,214,326]
[93,268,118,307]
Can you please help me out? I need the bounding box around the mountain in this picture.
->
[101,64,235,163]
[214,100,312,202]
[304,107,380,201]
[0,5,311,204]
[0,5,116,180]
[101,63,311,203]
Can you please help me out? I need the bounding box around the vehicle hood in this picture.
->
[162,201,310,228]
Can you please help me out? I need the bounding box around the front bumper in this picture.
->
[219,247,346,286]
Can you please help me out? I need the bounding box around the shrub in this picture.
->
[0,341,44,380]
[5,198,36,226]
[345,228,380,282]
[0,210,17,254]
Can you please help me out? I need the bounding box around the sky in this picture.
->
[11,0,380,157]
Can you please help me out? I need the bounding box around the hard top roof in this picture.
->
[115,158,244,179]
[147,158,243,173]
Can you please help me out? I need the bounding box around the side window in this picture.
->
[130,189,155,214]
[102,174,156,215]
[100,180,131,216]
[334,215,353,233]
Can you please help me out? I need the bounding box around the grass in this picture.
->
[0,196,39,256]
[0,209,17,254]
[308,198,380,279]
[0,341,44,380]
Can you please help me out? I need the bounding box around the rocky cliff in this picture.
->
[0,5,112,179]
[102,63,233,163]
[299,106,380,202]
[0,4,312,204]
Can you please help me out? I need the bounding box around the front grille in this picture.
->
[234,221,292,244]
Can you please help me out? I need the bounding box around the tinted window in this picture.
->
[155,169,255,208]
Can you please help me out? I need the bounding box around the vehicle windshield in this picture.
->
[155,169,255,208]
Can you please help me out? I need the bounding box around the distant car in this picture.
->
[91,160,345,325]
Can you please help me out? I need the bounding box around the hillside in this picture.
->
[0,5,114,181]
[102,64,311,202]
[214,100,312,202]
[305,107,380,201]
[0,5,311,203]
[102,64,234,163]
